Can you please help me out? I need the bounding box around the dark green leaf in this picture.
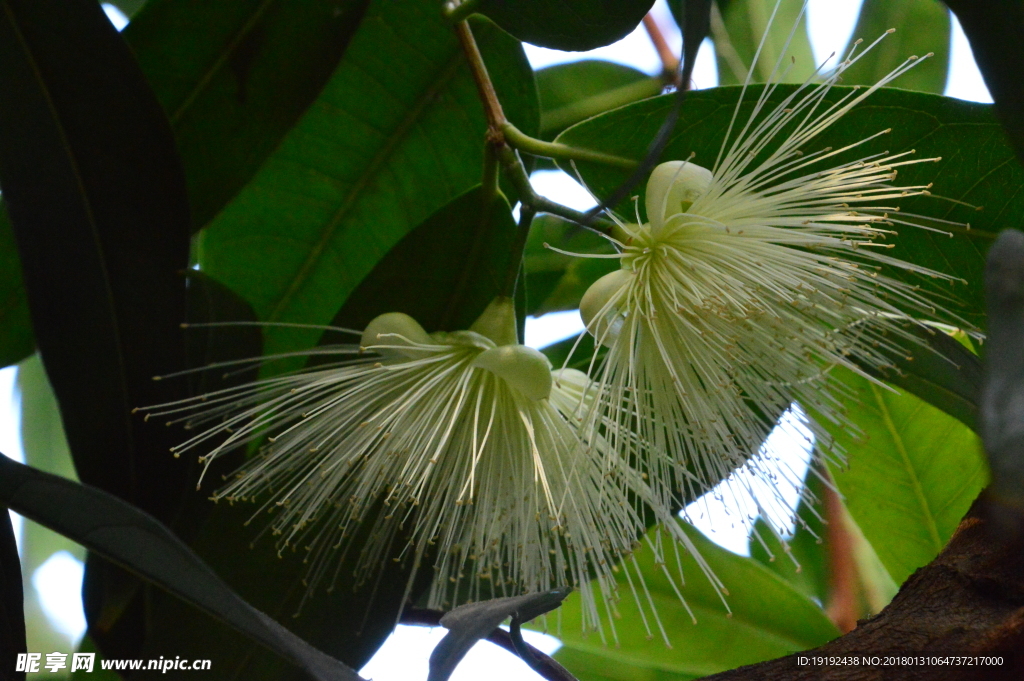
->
[428,589,572,681]
[946,0,1024,164]
[471,0,654,52]
[556,87,1014,329]
[0,213,31,369]
[841,0,950,94]
[200,5,538,364]
[816,367,989,586]
[0,0,192,521]
[0,0,372,366]
[183,270,264,397]
[864,324,981,432]
[0,455,363,681]
[0,0,197,658]
[704,0,817,86]
[524,214,616,316]
[325,186,517,336]
[0,504,25,681]
[125,0,370,230]
[536,61,660,139]
[549,521,838,679]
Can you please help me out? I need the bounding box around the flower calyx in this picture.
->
[580,269,634,347]
[645,160,713,232]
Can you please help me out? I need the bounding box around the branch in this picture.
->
[701,493,1024,680]
[642,13,680,84]
[402,608,576,681]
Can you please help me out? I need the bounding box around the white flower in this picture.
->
[573,34,962,513]
[143,298,712,633]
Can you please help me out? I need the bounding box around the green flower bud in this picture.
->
[470,296,518,346]
[645,160,713,232]
[471,345,553,401]
[361,312,432,358]
[579,269,633,347]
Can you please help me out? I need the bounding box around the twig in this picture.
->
[455,21,507,136]
[443,0,480,23]
[402,608,578,681]
[643,13,680,84]
[823,484,859,634]
[501,122,638,170]
[497,145,615,236]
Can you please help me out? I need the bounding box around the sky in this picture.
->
[1,1,993,678]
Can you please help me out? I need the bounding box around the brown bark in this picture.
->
[701,494,1024,681]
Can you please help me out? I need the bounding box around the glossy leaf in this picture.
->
[556,87,1013,330]
[0,215,31,369]
[536,61,659,139]
[0,455,363,681]
[865,325,982,432]
[471,0,654,52]
[125,0,371,230]
[946,0,1024,164]
[200,4,538,363]
[549,522,838,679]
[841,0,951,94]
[703,0,816,86]
[524,214,617,316]
[0,0,193,518]
[0,0,370,367]
[325,186,517,336]
[817,368,989,586]
[0,504,25,681]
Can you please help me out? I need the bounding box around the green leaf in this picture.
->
[0,455,362,681]
[471,0,654,52]
[0,503,25,681]
[0,212,31,369]
[549,522,838,679]
[817,368,989,586]
[524,214,617,316]
[0,0,373,367]
[555,87,1013,329]
[946,0,1024,163]
[841,0,951,94]
[324,186,517,335]
[0,0,194,521]
[536,61,660,139]
[124,0,371,230]
[698,0,816,86]
[864,325,981,432]
[200,5,538,364]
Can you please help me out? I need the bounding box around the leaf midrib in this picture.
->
[267,48,468,324]
[2,1,137,487]
[168,0,277,125]
[869,383,942,551]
